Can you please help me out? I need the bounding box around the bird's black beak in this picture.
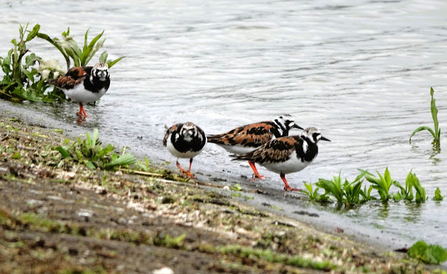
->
[321,136,331,142]
[293,124,304,130]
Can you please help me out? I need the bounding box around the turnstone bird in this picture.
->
[163,122,207,178]
[232,127,330,191]
[50,62,110,118]
[207,114,303,179]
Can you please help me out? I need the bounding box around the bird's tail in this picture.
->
[206,134,224,144]
[230,152,253,161]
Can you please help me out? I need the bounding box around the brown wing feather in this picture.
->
[163,124,179,147]
[234,136,298,163]
[50,67,88,89]
[253,136,297,163]
[208,122,274,147]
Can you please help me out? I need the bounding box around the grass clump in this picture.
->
[303,168,435,207]
[154,233,186,249]
[362,167,395,202]
[55,128,136,170]
[410,87,441,152]
[219,245,334,271]
[314,171,370,208]
[408,241,447,265]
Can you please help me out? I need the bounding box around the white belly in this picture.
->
[62,85,107,103]
[216,144,257,155]
[262,153,312,175]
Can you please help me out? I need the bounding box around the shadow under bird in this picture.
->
[207,114,303,179]
[50,62,110,119]
[163,122,207,178]
[232,127,330,191]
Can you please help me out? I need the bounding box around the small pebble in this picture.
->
[152,267,174,274]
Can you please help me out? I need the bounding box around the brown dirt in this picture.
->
[0,115,440,273]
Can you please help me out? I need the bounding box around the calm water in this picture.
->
[1,0,447,250]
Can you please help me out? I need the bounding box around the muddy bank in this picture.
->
[0,110,442,273]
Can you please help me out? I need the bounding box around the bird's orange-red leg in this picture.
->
[280,173,301,191]
[176,159,195,178]
[78,103,88,118]
[249,161,266,180]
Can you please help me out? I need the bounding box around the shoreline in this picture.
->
[0,100,421,252]
[0,103,443,273]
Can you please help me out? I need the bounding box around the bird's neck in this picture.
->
[295,136,319,162]
[270,121,289,137]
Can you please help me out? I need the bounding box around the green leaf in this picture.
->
[410,126,436,142]
[430,87,439,137]
[36,32,71,70]
[316,178,344,204]
[86,161,96,170]
[62,27,70,37]
[408,172,426,203]
[230,184,242,191]
[105,153,136,168]
[384,167,391,187]
[393,192,402,201]
[97,144,115,158]
[22,69,34,83]
[82,30,105,66]
[433,187,444,201]
[12,152,21,159]
[25,24,40,42]
[99,51,108,63]
[107,56,125,68]
[302,182,313,197]
[54,146,70,158]
[82,28,90,58]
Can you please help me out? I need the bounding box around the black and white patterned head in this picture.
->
[300,127,331,144]
[91,62,109,81]
[272,114,303,137]
[180,122,202,142]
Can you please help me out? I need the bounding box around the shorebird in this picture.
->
[232,127,330,191]
[207,114,302,179]
[163,122,207,178]
[51,62,110,119]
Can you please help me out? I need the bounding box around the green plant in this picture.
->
[433,188,444,201]
[407,241,447,265]
[0,23,65,102]
[135,156,151,172]
[410,87,441,151]
[392,172,415,202]
[315,172,368,207]
[408,172,426,203]
[154,233,186,249]
[302,182,330,203]
[303,182,318,200]
[37,27,124,70]
[55,128,136,170]
[316,175,344,205]
[230,184,242,191]
[362,167,395,202]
